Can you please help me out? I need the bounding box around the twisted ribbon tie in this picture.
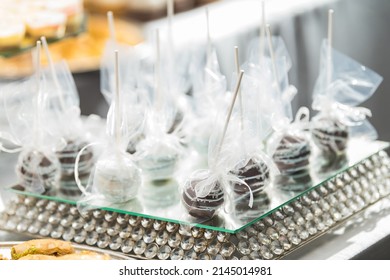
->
[313,95,371,126]
[268,106,310,158]
[134,132,183,163]
[332,102,371,126]
[292,106,310,129]
[191,168,254,209]
[254,150,281,176]
[270,83,300,132]
[281,85,298,105]
[0,131,23,153]
[273,106,310,133]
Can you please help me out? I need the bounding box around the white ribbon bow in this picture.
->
[313,95,371,127]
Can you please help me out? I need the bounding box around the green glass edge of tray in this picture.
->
[4,141,389,234]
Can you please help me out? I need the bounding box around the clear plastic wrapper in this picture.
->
[181,169,226,221]
[77,141,142,206]
[158,26,194,143]
[100,39,144,103]
[269,107,312,191]
[311,39,383,172]
[246,36,292,95]
[188,45,228,155]
[0,73,62,194]
[241,36,295,141]
[136,110,182,181]
[134,33,187,182]
[181,123,239,222]
[226,84,277,217]
[245,35,312,191]
[100,39,150,155]
[77,51,143,205]
[41,59,95,196]
[181,72,251,223]
[90,149,142,203]
[15,148,61,195]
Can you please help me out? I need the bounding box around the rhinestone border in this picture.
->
[1,151,389,260]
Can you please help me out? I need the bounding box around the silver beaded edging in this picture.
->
[1,151,390,260]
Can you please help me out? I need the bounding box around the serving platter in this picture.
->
[0,241,134,260]
[1,140,390,260]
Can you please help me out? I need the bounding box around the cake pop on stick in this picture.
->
[76,50,142,204]
[0,41,62,194]
[310,9,382,173]
[311,9,348,168]
[40,36,94,196]
[229,46,275,217]
[260,25,312,191]
[136,29,182,182]
[182,71,245,221]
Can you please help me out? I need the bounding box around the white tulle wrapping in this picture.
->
[312,39,383,140]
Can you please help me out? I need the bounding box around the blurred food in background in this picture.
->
[0,14,143,78]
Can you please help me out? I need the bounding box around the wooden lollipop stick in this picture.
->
[327,9,334,89]
[234,46,244,131]
[35,41,41,89]
[107,11,116,41]
[205,7,212,68]
[40,36,67,111]
[154,29,163,111]
[167,0,174,39]
[265,24,282,95]
[216,70,244,159]
[34,41,42,147]
[114,50,121,147]
[259,0,266,66]
[167,0,175,87]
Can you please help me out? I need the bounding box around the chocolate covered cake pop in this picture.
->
[311,117,348,155]
[311,117,349,172]
[182,179,225,220]
[16,149,61,194]
[181,69,244,221]
[230,157,270,196]
[56,139,94,196]
[273,134,311,188]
